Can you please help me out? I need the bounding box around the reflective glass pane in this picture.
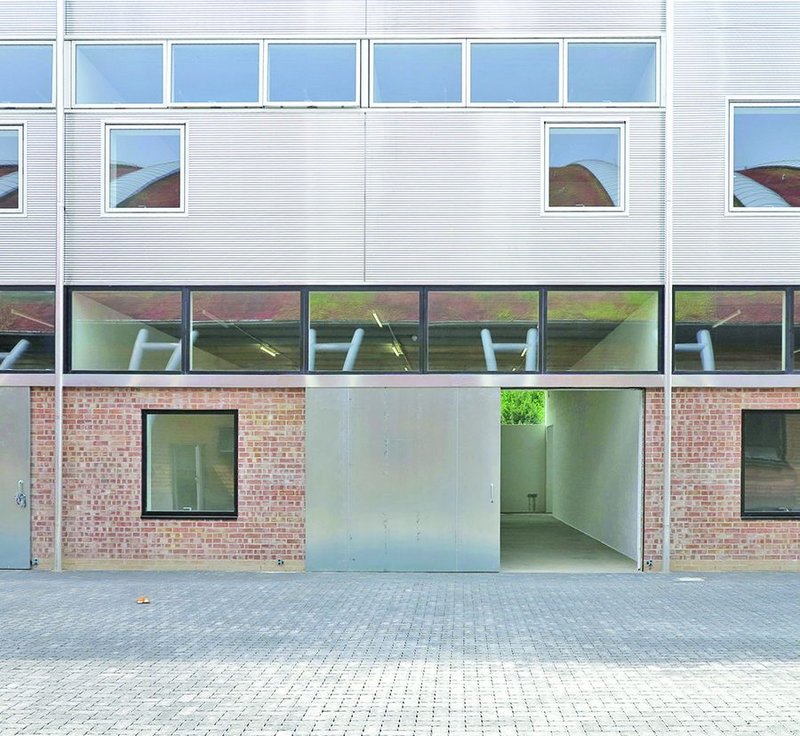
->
[172,44,260,104]
[0,128,21,211]
[309,291,420,372]
[75,44,163,104]
[373,43,462,104]
[674,290,784,372]
[268,43,357,103]
[428,290,540,372]
[470,43,558,104]
[548,126,622,208]
[191,291,301,372]
[743,411,800,516]
[0,290,54,370]
[546,290,659,372]
[567,42,657,103]
[108,127,182,210]
[732,106,800,209]
[71,290,183,371]
[0,45,53,104]
[145,412,236,515]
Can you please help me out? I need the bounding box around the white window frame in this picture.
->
[0,123,25,216]
[466,39,562,108]
[727,99,800,216]
[564,38,661,108]
[102,122,186,216]
[369,39,466,108]
[0,42,56,109]
[73,41,168,108]
[265,39,361,108]
[542,120,628,215]
[168,40,263,108]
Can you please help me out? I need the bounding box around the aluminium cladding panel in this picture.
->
[673,0,800,284]
[0,112,57,284]
[365,110,664,285]
[366,0,664,35]
[0,1,55,38]
[66,0,366,38]
[65,111,365,284]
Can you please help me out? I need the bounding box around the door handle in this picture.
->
[15,480,26,509]
[490,483,494,504]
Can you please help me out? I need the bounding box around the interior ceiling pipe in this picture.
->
[661,0,675,574]
[53,0,66,572]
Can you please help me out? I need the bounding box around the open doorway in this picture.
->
[500,389,642,573]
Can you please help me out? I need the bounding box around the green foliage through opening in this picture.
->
[501,390,545,425]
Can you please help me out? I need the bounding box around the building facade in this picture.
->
[1,0,799,573]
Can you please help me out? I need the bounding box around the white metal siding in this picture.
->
[673,0,800,284]
[365,111,664,284]
[67,0,366,38]
[65,112,366,284]
[366,0,664,36]
[0,112,56,283]
[0,1,55,39]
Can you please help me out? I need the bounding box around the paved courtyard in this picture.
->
[1,571,799,735]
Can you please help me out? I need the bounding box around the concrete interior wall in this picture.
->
[546,389,642,561]
[500,424,546,512]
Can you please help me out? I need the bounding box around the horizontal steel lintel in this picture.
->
[673,374,800,389]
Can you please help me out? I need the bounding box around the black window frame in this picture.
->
[741,409,800,520]
[65,285,664,376]
[141,408,238,520]
[0,285,56,373]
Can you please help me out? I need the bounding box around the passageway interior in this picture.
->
[499,389,641,573]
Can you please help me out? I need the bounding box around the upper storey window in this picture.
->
[0,127,22,214]
[371,42,463,105]
[567,41,658,104]
[172,43,260,104]
[105,126,184,213]
[469,42,559,105]
[267,43,358,105]
[0,44,53,105]
[730,104,800,211]
[545,123,625,211]
[75,44,163,105]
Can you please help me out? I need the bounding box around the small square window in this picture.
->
[0,126,23,214]
[545,123,625,211]
[742,410,800,518]
[143,410,237,518]
[0,44,53,105]
[730,104,800,211]
[105,125,185,213]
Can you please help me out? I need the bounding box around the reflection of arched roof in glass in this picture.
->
[574,159,619,206]
[110,161,180,207]
[0,171,18,200]
[734,171,790,208]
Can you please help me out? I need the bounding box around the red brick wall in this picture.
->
[31,388,55,564]
[643,388,664,569]
[34,387,305,570]
[669,388,800,570]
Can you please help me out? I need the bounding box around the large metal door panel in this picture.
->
[0,387,31,570]
[456,388,500,571]
[305,389,350,571]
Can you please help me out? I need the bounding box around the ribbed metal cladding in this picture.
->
[673,1,800,284]
[365,111,664,285]
[66,0,366,38]
[65,111,365,284]
[0,112,57,284]
[0,1,56,38]
[367,0,664,36]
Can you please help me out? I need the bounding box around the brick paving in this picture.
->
[1,571,799,735]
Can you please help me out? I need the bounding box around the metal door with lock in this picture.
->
[0,387,31,569]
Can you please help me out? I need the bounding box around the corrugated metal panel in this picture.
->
[0,1,55,38]
[67,0,366,38]
[367,0,664,36]
[365,110,664,285]
[65,111,365,284]
[673,1,800,284]
[0,112,56,284]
